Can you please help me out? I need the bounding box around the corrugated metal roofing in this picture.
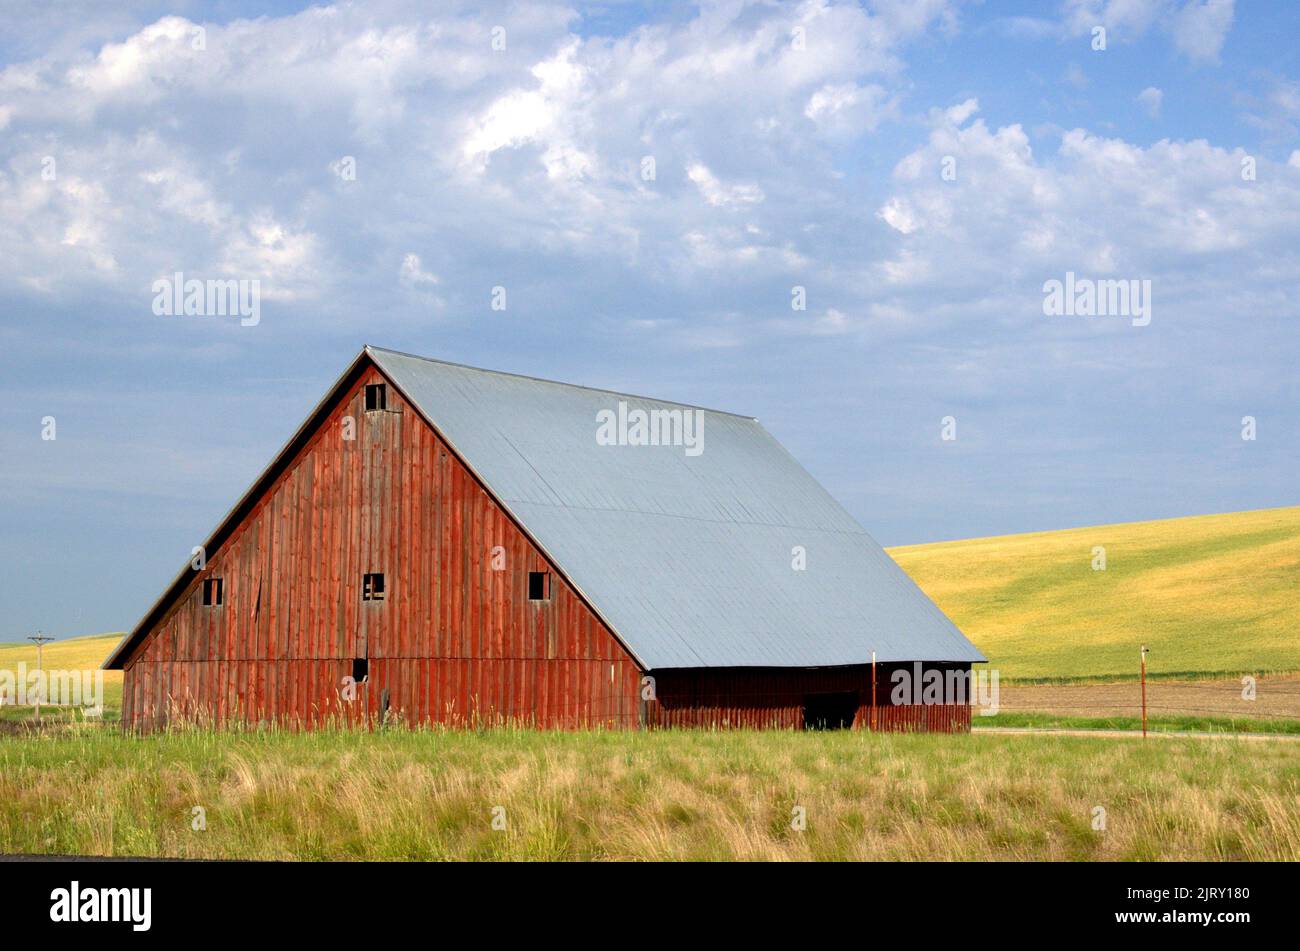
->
[370,346,985,670]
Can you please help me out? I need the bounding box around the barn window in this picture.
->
[528,571,550,601]
[202,577,223,607]
[364,383,387,411]
[362,572,386,602]
[352,658,368,683]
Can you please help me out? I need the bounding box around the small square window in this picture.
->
[202,577,223,607]
[528,571,550,601]
[352,658,368,683]
[363,572,386,602]
[365,383,387,411]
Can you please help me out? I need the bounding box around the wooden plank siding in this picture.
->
[643,664,974,732]
[121,365,644,730]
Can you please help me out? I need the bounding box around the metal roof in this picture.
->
[370,346,985,669]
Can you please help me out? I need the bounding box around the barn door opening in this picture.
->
[803,691,859,730]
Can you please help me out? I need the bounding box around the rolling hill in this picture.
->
[0,632,124,718]
[888,505,1300,682]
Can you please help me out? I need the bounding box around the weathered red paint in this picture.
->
[118,355,974,733]
[643,663,974,731]
[122,363,642,730]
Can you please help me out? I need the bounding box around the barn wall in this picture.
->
[644,663,973,732]
[122,364,643,730]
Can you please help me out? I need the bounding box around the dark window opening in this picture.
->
[364,383,387,411]
[202,577,223,607]
[352,658,369,683]
[528,571,550,601]
[802,691,858,730]
[362,572,386,602]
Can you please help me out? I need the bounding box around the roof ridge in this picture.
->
[365,344,760,421]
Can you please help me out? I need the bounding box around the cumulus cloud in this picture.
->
[1137,86,1163,117]
[1061,0,1234,63]
[0,0,965,321]
[687,162,765,207]
[399,253,439,287]
[871,99,1300,328]
[1170,0,1234,63]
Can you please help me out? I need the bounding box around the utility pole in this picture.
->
[28,632,54,726]
[1140,645,1149,739]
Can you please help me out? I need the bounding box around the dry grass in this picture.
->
[1,726,1296,861]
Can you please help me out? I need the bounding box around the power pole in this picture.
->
[1140,645,1149,739]
[28,632,54,726]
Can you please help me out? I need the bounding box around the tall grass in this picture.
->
[1,726,1296,860]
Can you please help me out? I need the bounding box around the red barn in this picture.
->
[104,347,984,731]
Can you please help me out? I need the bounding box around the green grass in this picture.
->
[977,712,1300,736]
[0,726,1296,860]
[0,633,123,722]
[889,505,1300,682]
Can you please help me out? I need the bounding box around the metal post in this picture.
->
[28,632,54,726]
[871,651,877,732]
[1140,645,1149,739]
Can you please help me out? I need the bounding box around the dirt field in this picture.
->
[996,674,1300,721]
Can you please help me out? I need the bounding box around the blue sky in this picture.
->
[1,0,1297,640]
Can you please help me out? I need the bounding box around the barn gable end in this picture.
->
[114,356,643,729]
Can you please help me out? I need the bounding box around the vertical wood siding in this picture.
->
[643,663,973,732]
[122,366,642,730]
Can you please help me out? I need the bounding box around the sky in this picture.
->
[1,0,1297,640]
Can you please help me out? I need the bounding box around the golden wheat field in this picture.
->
[889,505,1300,682]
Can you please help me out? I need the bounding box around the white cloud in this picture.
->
[0,0,965,316]
[687,162,765,207]
[1137,86,1163,117]
[1170,0,1234,64]
[460,39,588,172]
[871,106,1300,327]
[399,252,439,287]
[878,197,919,234]
[944,98,980,125]
[1061,0,1235,63]
[804,82,895,136]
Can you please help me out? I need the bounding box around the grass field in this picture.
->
[889,505,1300,683]
[0,633,123,721]
[0,726,1296,860]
